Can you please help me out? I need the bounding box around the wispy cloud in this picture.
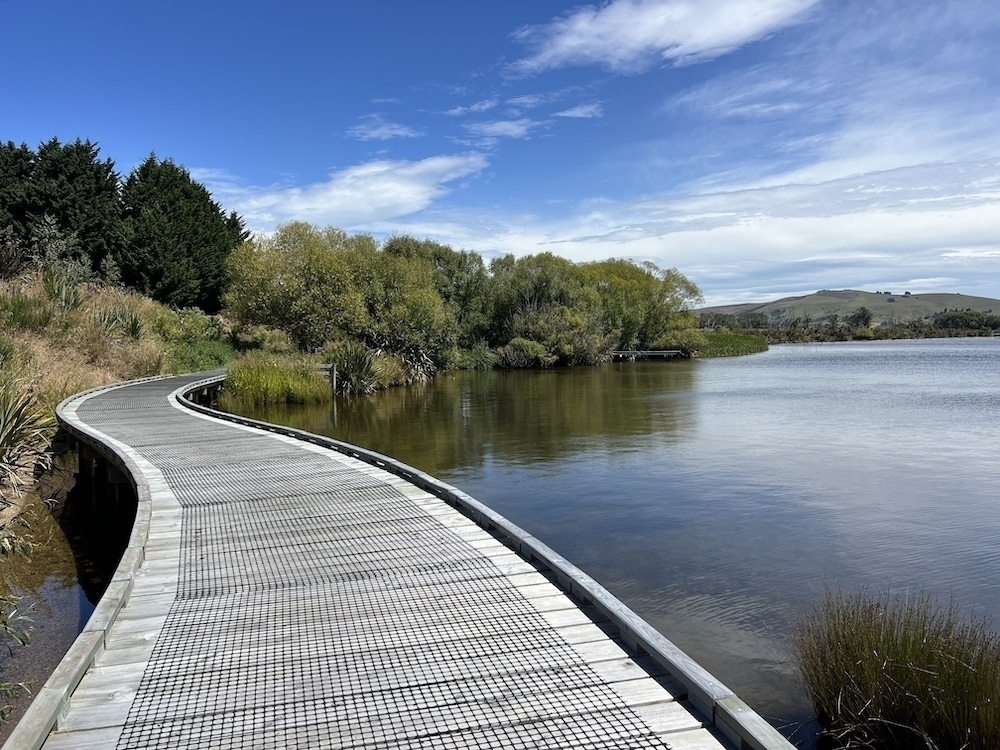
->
[509,0,818,75]
[464,118,541,139]
[346,114,423,141]
[554,103,604,118]
[446,98,500,116]
[194,154,488,230]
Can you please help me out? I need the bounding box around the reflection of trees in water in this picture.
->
[247,362,699,476]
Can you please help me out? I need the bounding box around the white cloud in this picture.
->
[346,114,423,141]
[554,103,604,118]
[510,0,818,75]
[446,98,500,116]
[195,154,489,231]
[464,118,540,139]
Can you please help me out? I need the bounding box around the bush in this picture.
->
[449,342,499,370]
[326,341,381,396]
[795,585,1000,750]
[497,337,557,369]
[0,378,55,492]
[652,328,707,357]
[218,353,330,408]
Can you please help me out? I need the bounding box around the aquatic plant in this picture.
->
[795,585,1000,749]
[219,352,330,408]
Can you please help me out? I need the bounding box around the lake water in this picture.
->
[237,338,1000,746]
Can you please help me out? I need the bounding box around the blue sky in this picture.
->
[4,0,999,305]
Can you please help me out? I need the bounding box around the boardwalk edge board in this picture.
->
[7,371,795,750]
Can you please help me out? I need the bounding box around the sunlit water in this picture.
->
[238,338,1000,746]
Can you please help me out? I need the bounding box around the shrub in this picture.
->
[449,342,499,371]
[795,585,1000,750]
[497,337,557,369]
[0,378,55,492]
[326,341,381,396]
[218,353,330,408]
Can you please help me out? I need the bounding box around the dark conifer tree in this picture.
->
[27,138,124,274]
[0,141,34,242]
[119,155,247,312]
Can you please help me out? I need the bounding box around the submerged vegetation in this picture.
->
[796,585,1000,750]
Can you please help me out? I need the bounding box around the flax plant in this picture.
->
[0,378,54,494]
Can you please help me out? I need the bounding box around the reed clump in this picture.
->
[218,352,331,408]
[795,585,1000,750]
[698,330,768,357]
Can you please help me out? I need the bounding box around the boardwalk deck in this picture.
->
[5,373,793,750]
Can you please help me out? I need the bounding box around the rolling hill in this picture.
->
[698,290,1000,326]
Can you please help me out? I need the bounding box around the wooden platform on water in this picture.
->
[5,373,793,750]
[610,351,684,360]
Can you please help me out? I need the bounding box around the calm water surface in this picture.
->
[240,338,1000,746]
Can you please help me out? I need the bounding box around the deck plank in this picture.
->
[35,374,741,750]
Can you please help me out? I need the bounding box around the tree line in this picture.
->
[701,306,1000,343]
[225,222,705,375]
[0,138,246,312]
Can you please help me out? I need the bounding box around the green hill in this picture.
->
[699,290,1000,326]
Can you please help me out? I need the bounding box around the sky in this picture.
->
[3,0,999,305]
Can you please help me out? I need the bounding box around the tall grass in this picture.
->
[698,330,768,357]
[219,353,331,408]
[795,585,1000,749]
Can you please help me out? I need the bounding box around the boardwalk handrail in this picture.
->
[177,373,794,750]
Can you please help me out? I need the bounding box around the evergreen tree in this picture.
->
[119,155,246,312]
[0,141,34,242]
[27,138,124,274]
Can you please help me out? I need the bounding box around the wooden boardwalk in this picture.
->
[5,373,794,750]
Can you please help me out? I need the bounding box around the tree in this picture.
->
[847,306,873,329]
[27,138,124,275]
[0,141,34,242]
[119,155,246,311]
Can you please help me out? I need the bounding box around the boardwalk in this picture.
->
[6,374,793,750]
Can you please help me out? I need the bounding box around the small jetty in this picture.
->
[611,350,684,360]
[5,372,793,750]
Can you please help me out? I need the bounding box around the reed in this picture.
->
[795,585,1000,749]
[698,330,768,357]
[219,353,330,408]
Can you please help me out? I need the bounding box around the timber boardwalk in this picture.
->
[6,373,793,750]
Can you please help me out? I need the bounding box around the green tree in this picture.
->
[27,138,124,275]
[847,306,873,329]
[0,141,34,242]
[383,235,489,346]
[119,155,246,311]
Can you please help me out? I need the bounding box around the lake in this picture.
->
[236,338,1000,746]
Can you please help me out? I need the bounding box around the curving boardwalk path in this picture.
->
[5,373,793,750]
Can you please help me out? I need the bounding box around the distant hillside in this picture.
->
[699,290,1000,326]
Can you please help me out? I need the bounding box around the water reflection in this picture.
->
[251,362,700,475]
[237,340,1000,748]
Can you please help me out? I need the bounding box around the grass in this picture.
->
[698,330,768,357]
[795,585,1000,749]
[218,352,331,408]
